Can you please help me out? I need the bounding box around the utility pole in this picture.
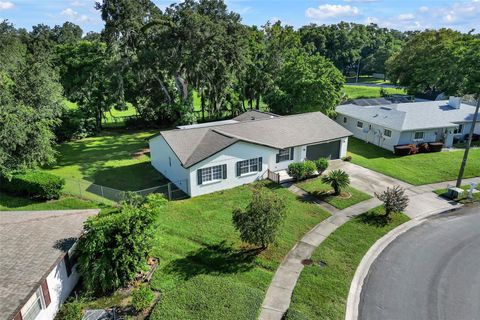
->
[456,95,480,187]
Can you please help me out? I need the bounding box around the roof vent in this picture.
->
[449,96,462,109]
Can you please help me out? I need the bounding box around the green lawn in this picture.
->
[0,191,106,211]
[45,130,166,202]
[64,100,138,124]
[345,76,390,84]
[286,207,410,320]
[434,185,480,203]
[148,181,330,320]
[296,178,372,209]
[348,137,480,185]
[342,85,406,100]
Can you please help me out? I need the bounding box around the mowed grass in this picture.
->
[64,100,138,123]
[46,130,166,199]
[342,85,405,99]
[348,138,480,185]
[297,178,372,209]
[286,207,409,320]
[434,185,480,203]
[149,181,330,320]
[345,75,390,84]
[0,191,105,211]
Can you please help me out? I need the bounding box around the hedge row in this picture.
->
[0,170,65,200]
[287,158,329,181]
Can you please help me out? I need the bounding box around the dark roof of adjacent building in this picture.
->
[0,209,99,320]
[158,111,352,168]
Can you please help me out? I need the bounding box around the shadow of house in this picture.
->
[163,241,262,281]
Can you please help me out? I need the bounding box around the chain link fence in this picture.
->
[63,177,188,204]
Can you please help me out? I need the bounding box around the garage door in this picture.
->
[306,141,340,160]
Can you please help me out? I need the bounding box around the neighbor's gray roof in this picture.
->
[0,209,99,320]
[233,110,280,122]
[336,100,478,131]
[159,111,352,168]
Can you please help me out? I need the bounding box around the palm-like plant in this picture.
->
[321,170,350,195]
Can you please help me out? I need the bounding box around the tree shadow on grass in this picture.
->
[163,241,263,281]
[355,211,390,227]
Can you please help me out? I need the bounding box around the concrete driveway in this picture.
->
[358,204,480,320]
[329,161,463,218]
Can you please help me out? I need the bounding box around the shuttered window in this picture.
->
[236,157,262,176]
[276,148,293,163]
[197,165,227,185]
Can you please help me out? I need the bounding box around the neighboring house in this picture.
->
[0,209,99,320]
[336,97,480,151]
[149,110,352,197]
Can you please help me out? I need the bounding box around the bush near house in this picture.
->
[77,194,166,295]
[132,285,155,312]
[288,161,316,181]
[0,170,65,200]
[314,158,329,174]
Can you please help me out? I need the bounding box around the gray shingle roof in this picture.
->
[336,100,478,131]
[232,110,279,122]
[159,111,352,168]
[0,209,99,320]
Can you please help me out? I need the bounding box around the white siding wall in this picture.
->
[268,146,303,171]
[336,114,401,151]
[26,258,79,320]
[149,135,190,194]
[189,142,277,197]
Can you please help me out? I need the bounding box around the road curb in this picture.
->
[344,205,464,320]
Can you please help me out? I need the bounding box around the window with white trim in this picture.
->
[384,129,392,138]
[453,124,463,134]
[414,131,424,140]
[197,164,226,185]
[22,288,44,320]
[277,148,291,162]
[357,121,363,129]
[239,158,259,175]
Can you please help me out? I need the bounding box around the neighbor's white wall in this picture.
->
[189,141,277,197]
[29,258,79,320]
[336,114,400,151]
[149,135,190,195]
[398,129,440,145]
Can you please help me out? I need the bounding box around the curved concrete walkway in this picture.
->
[259,161,478,320]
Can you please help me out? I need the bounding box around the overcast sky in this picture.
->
[1,0,479,33]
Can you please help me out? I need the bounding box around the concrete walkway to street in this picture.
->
[259,160,479,320]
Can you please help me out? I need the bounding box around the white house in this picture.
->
[149,111,352,197]
[0,209,99,320]
[335,97,480,151]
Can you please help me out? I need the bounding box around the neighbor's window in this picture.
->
[343,117,347,123]
[384,129,392,138]
[414,131,425,140]
[277,148,292,162]
[22,288,44,320]
[453,124,463,134]
[357,121,363,129]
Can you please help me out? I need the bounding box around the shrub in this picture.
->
[314,158,329,173]
[375,186,409,218]
[56,299,84,320]
[342,155,352,162]
[120,191,144,207]
[132,285,155,312]
[0,170,65,200]
[303,160,317,177]
[321,169,350,195]
[287,162,307,181]
[55,108,96,142]
[232,188,286,248]
[77,196,165,295]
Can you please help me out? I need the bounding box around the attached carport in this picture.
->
[306,140,341,160]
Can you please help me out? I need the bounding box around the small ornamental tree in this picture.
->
[321,169,350,195]
[77,194,166,295]
[232,188,287,249]
[375,186,409,218]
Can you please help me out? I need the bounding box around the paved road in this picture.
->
[359,204,480,320]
